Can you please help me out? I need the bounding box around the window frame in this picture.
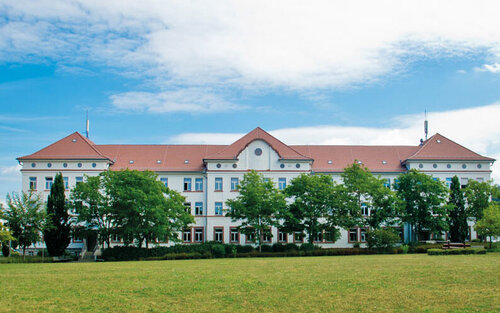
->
[195,202,204,216]
[29,176,37,190]
[214,202,223,216]
[195,178,203,191]
[183,178,192,191]
[230,177,239,191]
[193,227,204,243]
[278,177,286,190]
[230,227,240,244]
[213,227,224,243]
[214,177,223,191]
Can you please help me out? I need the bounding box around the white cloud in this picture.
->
[110,88,244,113]
[1,0,500,93]
[474,63,500,73]
[167,103,500,182]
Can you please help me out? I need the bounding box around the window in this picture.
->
[393,179,400,189]
[324,231,335,242]
[195,178,203,191]
[313,232,323,242]
[63,163,68,168]
[263,177,270,183]
[460,177,469,188]
[215,202,223,215]
[112,234,121,242]
[195,202,203,216]
[92,163,97,168]
[294,232,304,243]
[183,229,192,243]
[160,178,168,188]
[73,234,83,243]
[246,229,256,243]
[45,177,53,190]
[157,234,168,243]
[278,230,288,243]
[214,227,223,242]
[63,177,69,190]
[254,148,262,156]
[446,177,452,188]
[28,251,34,256]
[361,203,369,216]
[183,178,192,191]
[383,178,390,188]
[263,229,272,243]
[215,177,223,191]
[230,228,240,243]
[194,228,204,242]
[477,177,484,183]
[29,177,37,190]
[349,228,358,242]
[231,177,239,191]
[184,202,191,214]
[278,178,286,190]
[360,228,368,242]
[76,176,83,185]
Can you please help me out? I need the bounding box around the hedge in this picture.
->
[427,248,487,256]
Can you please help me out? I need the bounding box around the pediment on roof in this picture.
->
[405,133,494,162]
[18,132,111,161]
[203,127,312,161]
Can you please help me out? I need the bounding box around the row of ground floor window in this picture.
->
[107,225,479,246]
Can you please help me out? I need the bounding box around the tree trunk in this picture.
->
[258,229,262,253]
[23,245,26,261]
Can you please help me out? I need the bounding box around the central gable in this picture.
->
[204,127,312,161]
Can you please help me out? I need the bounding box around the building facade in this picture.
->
[17,127,495,251]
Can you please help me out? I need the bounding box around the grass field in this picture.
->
[1,254,499,313]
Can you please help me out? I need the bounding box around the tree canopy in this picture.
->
[281,174,339,243]
[465,180,492,221]
[474,203,500,248]
[226,170,286,252]
[396,169,449,242]
[3,191,45,257]
[103,170,193,248]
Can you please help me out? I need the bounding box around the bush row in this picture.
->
[102,242,405,261]
[102,242,314,261]
[427,248,487,255]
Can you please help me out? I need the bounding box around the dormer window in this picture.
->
[157,160,162,164]
[327,160,332,164]
[184,160,189,164]
[129,160,134,164]
[382,160,387,165]
[72,139,77,142]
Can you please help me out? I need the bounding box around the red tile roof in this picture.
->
[204,127,312,161]
[292,145,419,172]
[18,130,494,172]
[98,145,226,172]
[405,133,495,162]
[18,132,111,161]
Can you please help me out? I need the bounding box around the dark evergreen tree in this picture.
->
[448,176,468,242]
[44,173,71,256]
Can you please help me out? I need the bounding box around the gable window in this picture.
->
[194,228,204,242]
[160,178,168,188]
[29,177,37,190]
[184,202,191,214]
[215,202,223,215]
[45,177,53,190]
[63,177,69,190]
[230,228,240,243]
[195,178,203,191]
[361,203,369,216]
[349,228,359,243]
[231,178,239,191]
[214,227,223,243]
[195,202,204,216]
[183,178,192,191]
[183,229,192,243]
[215,177,223,191]
[278,178,286,190]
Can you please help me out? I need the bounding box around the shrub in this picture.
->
[300,243,316,251]
[401,245,409,254]
[284,243,299,251]
[2,243,10,257]
[211,244,226,258]
[427,248,487,256]
[260,245,273,252]
[366,229,400,249]
[235,245,254,253]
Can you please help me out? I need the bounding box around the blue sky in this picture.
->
[1,1,500,204]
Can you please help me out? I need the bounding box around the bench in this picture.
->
[442,242,471,249]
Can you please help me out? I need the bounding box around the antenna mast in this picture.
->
[86,110,89,139]
[424,110,428,141]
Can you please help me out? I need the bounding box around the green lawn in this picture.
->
[1,254,499,313]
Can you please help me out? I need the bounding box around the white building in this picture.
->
[17,127,495,251]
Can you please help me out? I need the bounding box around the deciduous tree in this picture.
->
[226,170,286,252]
[104,170,193,248]
[465,180,492,221]
[396,169,449,242]
[3,191,45,258]
[281,174,339,244]
[474,203,500,248]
